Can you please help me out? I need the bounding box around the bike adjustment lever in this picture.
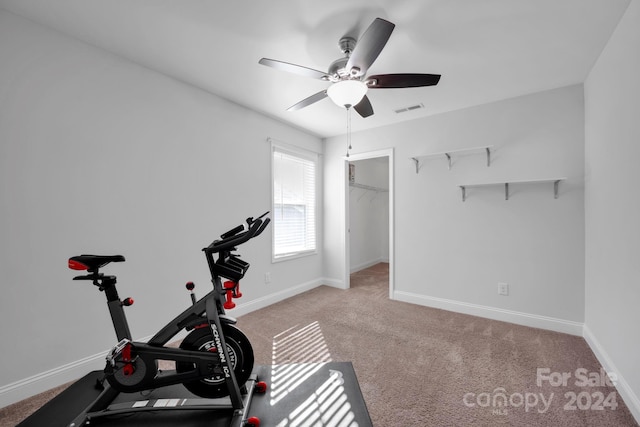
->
[186,281,196,305]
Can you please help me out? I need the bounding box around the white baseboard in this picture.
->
[0,279,326,410]
[393,290,584,336]
[226,278,324,317]
[322,277,346,289]
[0,349,106,409]
[350,257,386,273]
[583,324,640,423]
[0,332,157,409]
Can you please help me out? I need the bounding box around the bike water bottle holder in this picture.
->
[213,254,250,282]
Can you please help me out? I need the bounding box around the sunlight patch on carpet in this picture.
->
[274,368,359,427]
[270,321,333,406]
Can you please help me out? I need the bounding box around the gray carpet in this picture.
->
[238,263,637,426]
[2,263,638,426]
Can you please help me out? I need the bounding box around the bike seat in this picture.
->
[69,255,125,272]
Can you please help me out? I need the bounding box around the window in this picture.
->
[272,144,317,260]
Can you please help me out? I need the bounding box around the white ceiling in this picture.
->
[0,0,631,138]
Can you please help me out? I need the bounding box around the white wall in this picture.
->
[0,10,322,406]
[325,85,586,332]
[584,0,640,419]
[349,158,389,272]
[5,3,639,418]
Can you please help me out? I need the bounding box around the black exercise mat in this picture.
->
[17,371,105,427]
[18,362,371,426]
[251,362,372,426]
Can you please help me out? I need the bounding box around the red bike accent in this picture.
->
[68,259,88,270]
[122,364,135,376]
[223,281,237,309]
[255,381,267,393]
[246,416,260,427]
[122,342,135,376]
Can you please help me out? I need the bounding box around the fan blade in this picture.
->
[345,18,395,77]
[287,90,328,111]
[367,73,441,88]
[353,95,374,118]
[259,58,329,80]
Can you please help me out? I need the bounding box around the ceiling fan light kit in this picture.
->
[258,17,441,118]
[327,80,368,108]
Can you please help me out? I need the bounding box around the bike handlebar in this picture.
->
[204,212,270,253]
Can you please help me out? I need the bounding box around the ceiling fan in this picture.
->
[258,17,441,118]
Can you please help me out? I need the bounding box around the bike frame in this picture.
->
[68,213,270,427]
[99,257,243,408]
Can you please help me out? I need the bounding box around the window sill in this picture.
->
[272,250,317,263]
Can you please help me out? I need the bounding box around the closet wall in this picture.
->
[349,158,389,272]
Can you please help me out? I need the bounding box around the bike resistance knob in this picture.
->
[186,281,197,305]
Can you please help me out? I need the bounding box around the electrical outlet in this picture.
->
[265,272,271,284]
[498,283,509,296]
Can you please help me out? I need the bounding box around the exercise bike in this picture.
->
[66,212,270,427]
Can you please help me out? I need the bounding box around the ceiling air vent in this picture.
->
[394,103,424,114]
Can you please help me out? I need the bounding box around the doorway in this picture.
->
[344,149,394,298]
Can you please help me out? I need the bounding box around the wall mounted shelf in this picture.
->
[458,177,566,202]
[349,182,388,192]
[410,145,493,173]
[349,182,388,202]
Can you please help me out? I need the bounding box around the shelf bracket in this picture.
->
[445,153,452,170]
[460,186,466,202]
[554,179,560,199]
[486,147,491,167]
[505,183,509,200]
[411,157,419,174]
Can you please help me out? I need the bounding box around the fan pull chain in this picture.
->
[346,107,352,158]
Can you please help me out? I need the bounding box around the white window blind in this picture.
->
[272,145,317,259]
